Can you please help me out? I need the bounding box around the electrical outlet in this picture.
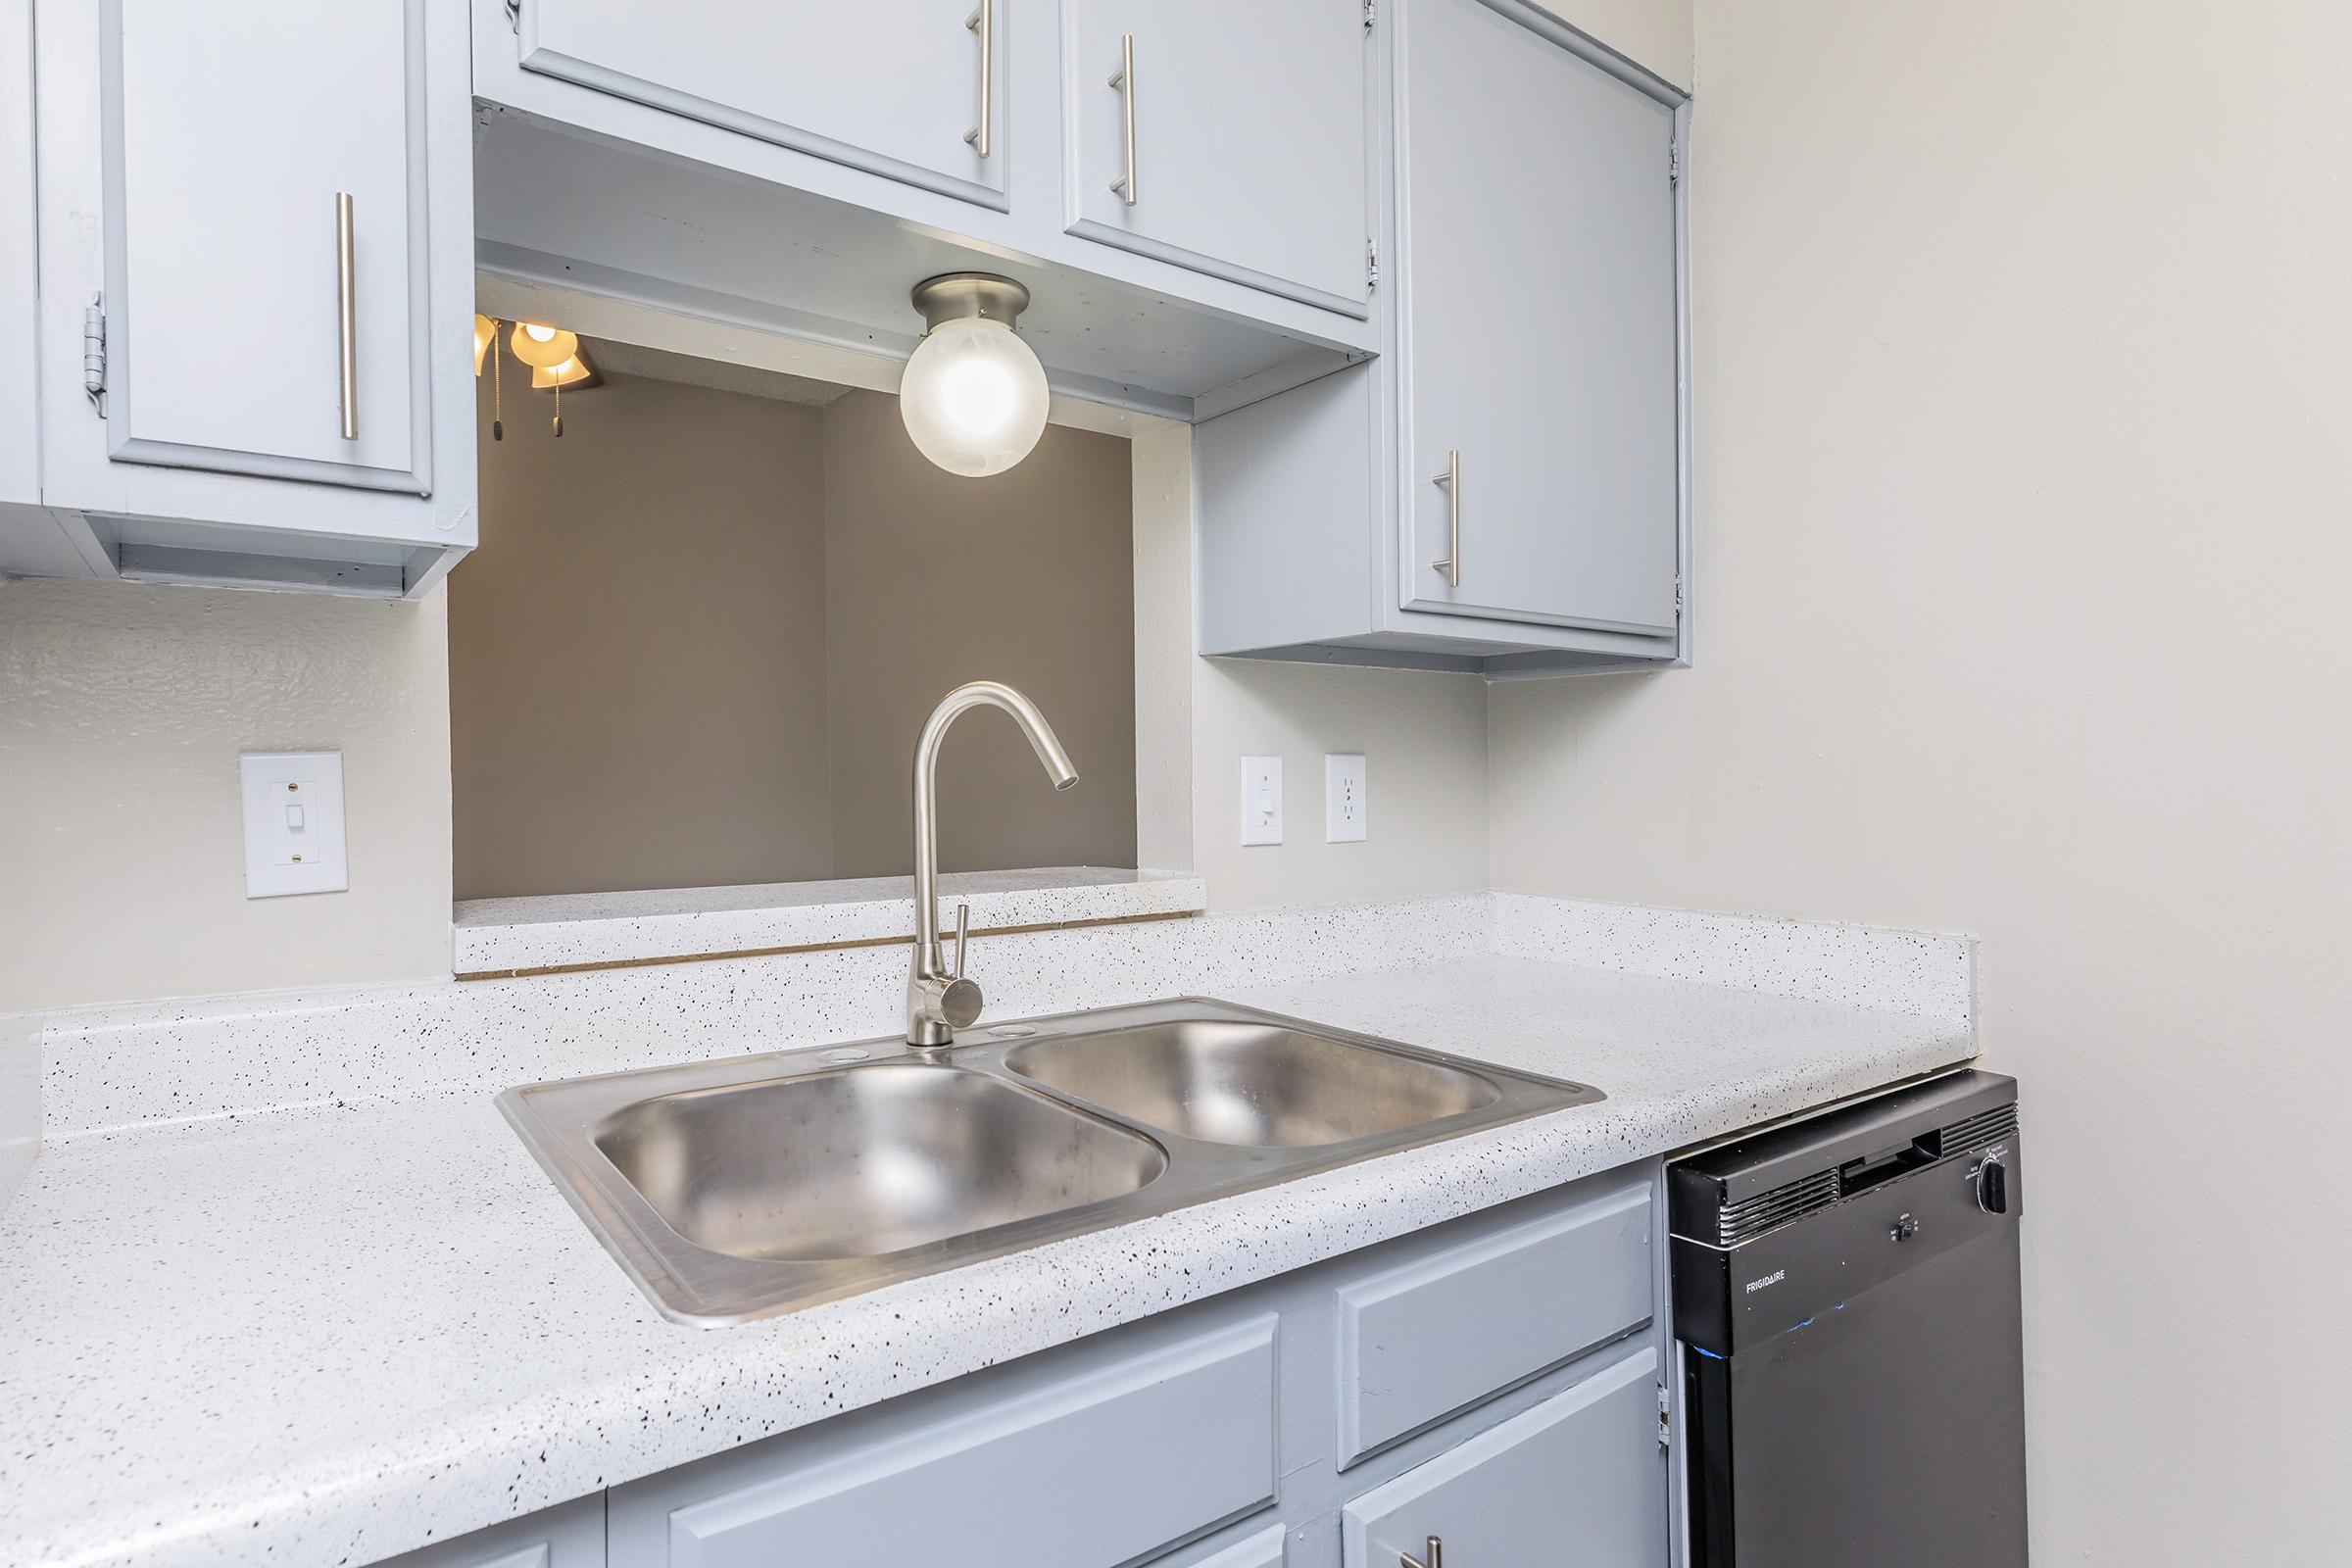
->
[1325,754,1367,842]
[1240,756,1284,846]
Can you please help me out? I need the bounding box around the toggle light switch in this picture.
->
[240,752,348,898]
[1240,756,1284,846]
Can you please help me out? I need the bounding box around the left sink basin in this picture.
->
[595,1064,1166,1262]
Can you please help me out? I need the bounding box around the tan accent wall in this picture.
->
[821,390,1136,878]
[453,371,834,899]
[451,376,1135,899]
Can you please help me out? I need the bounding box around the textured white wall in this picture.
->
[0,577,455,1013]
[1487,2,2352,1559]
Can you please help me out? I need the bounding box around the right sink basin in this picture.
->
[1004,1019,1502,1148]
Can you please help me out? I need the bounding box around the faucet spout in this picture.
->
[906,681,1079,1049]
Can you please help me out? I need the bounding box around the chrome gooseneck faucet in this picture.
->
[906,681,1078,1049]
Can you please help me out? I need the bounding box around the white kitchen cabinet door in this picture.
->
[22,0,475,595]
[1067,0,1372,313]
[1340,1346,1668,1568]
[515,0,1004,207]
[1397,0,1681,635]
[97,0,430,494]
[1,0,55,551]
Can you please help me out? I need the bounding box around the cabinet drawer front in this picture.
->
[1342,1346,1666,1568]
[662,1318,1277,1568]
[516,0,1003,207]
[1336,1180,1652,1464]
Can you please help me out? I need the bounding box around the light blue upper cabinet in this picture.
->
[1064,0,1373,314]
[99,0,429,494]
[469,0,1384,419]
[14,0,477,596]
[1396,0,1680,635]
[514,0,1005,208]
[1194,0,1690,676]
[1,0,46,544]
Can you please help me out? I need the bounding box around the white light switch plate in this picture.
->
[1240,756,1284,846]
[1325,753,1367,842]
[239,752,348,898]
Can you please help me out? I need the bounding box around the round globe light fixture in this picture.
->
[899,273,1050,478]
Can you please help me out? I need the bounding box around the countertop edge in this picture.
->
[451,867,1208,974]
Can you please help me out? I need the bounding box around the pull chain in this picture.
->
[491,333,504,441]
[553,379,564,438]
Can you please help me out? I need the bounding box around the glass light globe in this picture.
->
[899,317,1050,477]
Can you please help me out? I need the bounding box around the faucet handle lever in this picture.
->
[950,902,970,980]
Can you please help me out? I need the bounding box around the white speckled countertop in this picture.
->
[0,895,1974,1568]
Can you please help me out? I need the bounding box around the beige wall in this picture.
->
[1195,659,1490,909]
[0,576,453,1013]
[1487,2,2352,1560]
[823,390,1137,878]
[453,372,834,899]
[1125,415,1492,907]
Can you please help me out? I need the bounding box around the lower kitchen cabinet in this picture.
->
[376,1494,606,1568]
[613,1317,1279,1568]
[1342,1347,1669,1568]
[423,1166,1668,1568]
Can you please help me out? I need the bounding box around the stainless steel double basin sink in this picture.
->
[500,998,1603,1325]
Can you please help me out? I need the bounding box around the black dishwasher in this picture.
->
[1670,1070,2027,1568]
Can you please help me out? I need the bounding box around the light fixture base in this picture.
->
[910,272,1032,333]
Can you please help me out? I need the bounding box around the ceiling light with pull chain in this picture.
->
[475,316,596,438]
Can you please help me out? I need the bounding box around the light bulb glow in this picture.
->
[899,317,1049,477]
[936,356,1019,438]
[510,321,579,368]
[530,352,594,389]
[472,315,495,376]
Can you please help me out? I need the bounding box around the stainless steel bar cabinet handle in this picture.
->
[963,0,993,157]
[1400,1537,1444,1568]
[1430,449,1460,586]
[1108,34,1137,203]
[335,191,358,441]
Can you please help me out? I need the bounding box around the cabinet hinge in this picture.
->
[1669,138,1680,186]
[1657,1384,1672,1449]
[1674,571,1684,615]
[1363,0,1376,33]
[81,294,107,417]
[1366,239,1380,289]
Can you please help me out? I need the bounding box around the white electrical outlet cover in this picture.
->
[239,752,349,898]
[1325,753,1367,843]
[1240,756,1284,846]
